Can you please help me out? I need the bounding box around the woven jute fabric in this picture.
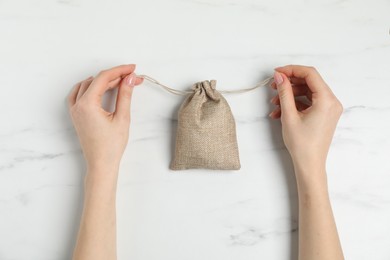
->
[170,80,241,170]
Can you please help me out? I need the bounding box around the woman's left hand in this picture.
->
[68,64,144,173]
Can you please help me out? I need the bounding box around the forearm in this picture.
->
[73,165,119,260]
[294,163,344,260]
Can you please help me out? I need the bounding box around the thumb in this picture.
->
[115,72,137,121]
[274,71,297,118]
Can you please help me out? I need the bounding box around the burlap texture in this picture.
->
[170,80,241,170]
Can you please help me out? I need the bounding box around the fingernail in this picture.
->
[126,73,137,87]
[269,111,274,117]
[270,96,277,104]
[274,71,283,86]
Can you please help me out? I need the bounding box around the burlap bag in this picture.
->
[170,80,241,170]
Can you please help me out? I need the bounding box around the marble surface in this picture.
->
[1,0,390,259]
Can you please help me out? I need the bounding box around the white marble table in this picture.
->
[1,0,390,259]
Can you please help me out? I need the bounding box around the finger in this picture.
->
[76,77,94,101]
[114,72,137,121]
[269,106,281,119]
[273,77,307,89]
[290,77,306,85]
[274,71,298,118]
[272,78,306,88]
[274,65,327,94]
[269,102,308,118]
[272,79,305,89]
[107,77,122,90]
[85,64,136,99]
[271,84,311,105]
[68,82,82,107]
[107,75,144,91]
[271,95,312,106]
[295,100,310,111]
[135,77,144,85]
[270,95,279,105]
[292,84,312,101]
[271,81,277,89]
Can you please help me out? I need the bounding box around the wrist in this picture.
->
[87,160,120,174]
[85,162,120,187]
[83,167,119,205]
[292,161,328,190]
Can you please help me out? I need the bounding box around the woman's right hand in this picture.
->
[269,65,343,177]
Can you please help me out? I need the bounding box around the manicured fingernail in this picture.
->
[126,73,137,87]
[269,111,274,117]
[274,71,283,86]
[270,96,277,104]
[136,76,145,84]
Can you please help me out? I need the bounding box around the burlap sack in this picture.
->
[170,80,241,170]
